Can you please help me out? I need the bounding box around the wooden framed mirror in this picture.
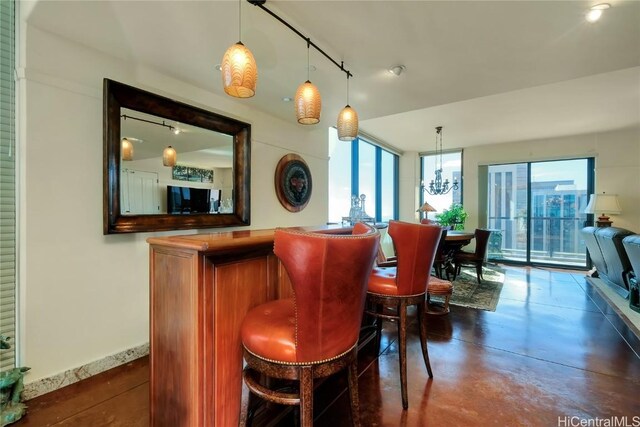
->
[103,79,250,234]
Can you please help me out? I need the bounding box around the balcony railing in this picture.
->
[487,216,587,267]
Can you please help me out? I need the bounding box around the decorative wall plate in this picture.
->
[274,154,312,212]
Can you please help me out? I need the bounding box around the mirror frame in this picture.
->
[103,79,250,234]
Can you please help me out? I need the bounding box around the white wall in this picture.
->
[398,127,640,235]
[462,127,640,233]
[18,23,329,384]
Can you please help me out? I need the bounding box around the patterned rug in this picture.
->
[434,265,505,312]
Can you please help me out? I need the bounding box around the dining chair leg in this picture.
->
[398,300,408,410]
[475,263,483,284]
[416,300,433,378]
[300,366,313,427]
[347,357,362,427]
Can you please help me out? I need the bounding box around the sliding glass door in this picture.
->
[487,158,592,268]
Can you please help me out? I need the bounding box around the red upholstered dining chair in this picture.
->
[239,223,380,427]
[365,220,441,409]
[453,228,492,284]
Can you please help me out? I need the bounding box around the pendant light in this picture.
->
[295,41,321,125]
[337,74,358,141]
[121,138,133,161]
[221,0,257,98]
[163,146,177,167]
[421,126,459,195]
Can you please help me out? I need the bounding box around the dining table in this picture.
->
[442,230,475,278]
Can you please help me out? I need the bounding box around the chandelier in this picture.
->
[422,126,459,196]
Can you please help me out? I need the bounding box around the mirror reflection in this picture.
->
[120,108,234,215]
[103,78,250,234]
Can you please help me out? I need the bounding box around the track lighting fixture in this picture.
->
[249,0,355,130]
[121,114,180,166]
[295,41,321,125]
[121,138,134,161]
[221,0,258,98]
[163,146,177,167]
[337,74,358,141]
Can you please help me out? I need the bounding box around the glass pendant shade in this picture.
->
[121,138,133,161]
[295,80,321,125]
[163,146,177,167]
[337,105,358,141]
[221,42,257,98]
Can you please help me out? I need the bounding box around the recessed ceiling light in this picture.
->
[282,97,293,102]
[214,64,222,71]
[388,65,406,76]
[586,3,610,22]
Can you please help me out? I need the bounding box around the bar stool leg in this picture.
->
[375,303,383,352]
[398,300,408,410]
[347,357,362,427]
[239,373,251,426]
[417,300,434,378]
[300,366,313,427]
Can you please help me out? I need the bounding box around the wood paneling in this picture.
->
[211,258,273,426]
[150,248,203,426]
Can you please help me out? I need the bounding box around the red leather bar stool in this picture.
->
[426,277,454,315]
[239,223,380,427]
[365,220,441,409]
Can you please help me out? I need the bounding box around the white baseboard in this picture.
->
[22,343,149,400]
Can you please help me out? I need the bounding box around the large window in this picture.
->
[0,0,16,371]
[487,158,593,267]
[328,128,398,223]
[420,151,462,219]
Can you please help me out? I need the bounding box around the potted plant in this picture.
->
[435,203,468,230]
[0,334,29,426]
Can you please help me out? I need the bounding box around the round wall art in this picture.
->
[274,154,312,212]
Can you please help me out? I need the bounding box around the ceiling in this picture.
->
[26,0,640,152]
[121,108,233,168]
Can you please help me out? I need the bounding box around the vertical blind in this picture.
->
[0,0,16,371]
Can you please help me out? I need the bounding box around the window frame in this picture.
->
[328,130,399,223]
[419,149,464,219]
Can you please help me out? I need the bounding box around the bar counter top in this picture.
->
[147,224,361,251]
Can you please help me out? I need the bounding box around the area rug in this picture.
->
[435,265,505,312]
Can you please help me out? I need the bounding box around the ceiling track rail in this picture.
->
[247,0,353,79]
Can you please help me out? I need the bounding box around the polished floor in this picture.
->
[19,266,640,426]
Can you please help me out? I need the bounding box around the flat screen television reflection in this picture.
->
[167,185,217,214]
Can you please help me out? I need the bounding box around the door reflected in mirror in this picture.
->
[119,108,234,215]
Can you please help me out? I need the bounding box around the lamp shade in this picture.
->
[416,202,437,213]
[584,193,621,215]
[337,105,358,141]
[295,80,321,125]
[163,146,177,167]
[221,42,257,98]
[121,138,133,161]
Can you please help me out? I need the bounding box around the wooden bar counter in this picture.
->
[146,226,349,426]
